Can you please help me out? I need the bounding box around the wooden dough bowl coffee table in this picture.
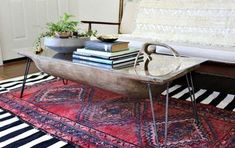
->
[18,43,206,147]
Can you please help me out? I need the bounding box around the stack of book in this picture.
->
[72,40,143,69]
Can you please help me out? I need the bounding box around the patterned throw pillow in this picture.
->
[132,0,235,47]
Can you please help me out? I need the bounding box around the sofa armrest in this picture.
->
[81,21,120,33]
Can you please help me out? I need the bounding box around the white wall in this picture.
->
[78,0,120,34]
[0,0,79,61]
[0,43,3,65]
[0,7,4,65]
[0,0,120,63]
[34,0,120,34]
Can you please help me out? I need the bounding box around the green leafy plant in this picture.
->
[47,13,78,35]
[34,13,97,53]
[78,30,97,37]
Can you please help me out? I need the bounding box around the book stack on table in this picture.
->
[72,40,144,69]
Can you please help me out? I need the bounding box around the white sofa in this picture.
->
[118,0,235,64]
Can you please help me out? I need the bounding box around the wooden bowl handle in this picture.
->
[134,42,180,68]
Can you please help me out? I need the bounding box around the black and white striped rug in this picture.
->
[161,84,235,112]
[0,73,75,148]
[0,72,234,147]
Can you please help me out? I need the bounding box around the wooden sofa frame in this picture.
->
[81,0,124,34]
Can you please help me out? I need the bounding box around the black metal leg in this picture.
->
[185,72,200,124]
[20,58,31,98]
[164,82,170,147]
[147,84,160,148]
[147,83,170,148]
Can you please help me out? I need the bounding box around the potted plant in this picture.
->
[34,13,97,54]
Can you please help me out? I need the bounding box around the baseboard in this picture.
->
[196,61,235,78]
[3,57,27,64]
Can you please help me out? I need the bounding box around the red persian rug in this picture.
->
[0,79,234,147]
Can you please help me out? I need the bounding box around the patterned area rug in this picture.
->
[0,73,75,148]
[0,75,234,147]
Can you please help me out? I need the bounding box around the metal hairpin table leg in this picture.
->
[147,84,160,148]
[147,83,170,148]
[185,72,200,124]
[20,58,31,98]
[164,82,170,147]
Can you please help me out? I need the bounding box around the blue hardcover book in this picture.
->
[72,58,143,69]
[73,54,113,65]
[72,54,144,65]
[73,59,112,69]
[85,40,129,52]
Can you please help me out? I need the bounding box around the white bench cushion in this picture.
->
[133,0,235,48]
[119,0,235,63]
[120,1,138,34]
[119,34,235,63]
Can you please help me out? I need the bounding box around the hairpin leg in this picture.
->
[147,83,170,148]
[147,83,160,148]
[20,58,31,98]
[164,82,170,147]
[186,72,200,124]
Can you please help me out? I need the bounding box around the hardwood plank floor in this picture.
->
[196,61,235,78]
[0,59,39,80]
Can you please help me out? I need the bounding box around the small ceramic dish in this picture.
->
[96,35,118,42]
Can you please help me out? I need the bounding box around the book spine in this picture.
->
[85,42,112,52]
[112,54,143,64]
[113,58,144,67]
[72,54,113,65]
[109,52,138,60]
[113,63,141,69]
[73,50,140,60]
[73,59,112,69]
[73,51,110,59]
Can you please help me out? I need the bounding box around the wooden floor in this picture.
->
[0,59,39,80]
[196,61,235,78]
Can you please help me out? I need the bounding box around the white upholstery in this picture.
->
[119,0,235,64]
[120,1,138,34]
[119,34,235,64]
[157,43,235,64]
